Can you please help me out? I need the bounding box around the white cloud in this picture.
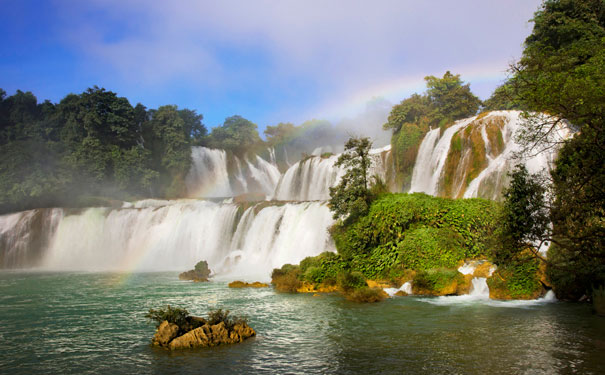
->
[54,0,542,118]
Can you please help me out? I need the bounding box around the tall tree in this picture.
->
[504,0,605,299]
[329,137,373,221]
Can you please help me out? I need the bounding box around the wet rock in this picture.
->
[228,281,269,288]
[162,321,256,350]
[179,260,212,282]
[152,320,179,347]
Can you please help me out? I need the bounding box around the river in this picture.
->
[1,271,603,374]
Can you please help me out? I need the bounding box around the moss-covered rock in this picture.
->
[487,257,543,300]
[412,268,465,296]
[228,281,269,288]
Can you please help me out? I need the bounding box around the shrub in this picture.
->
[397,227,465,270]
[271,264,302,292]
[207,309,248,330]
[487,255,542,299]
[145,305,190,329]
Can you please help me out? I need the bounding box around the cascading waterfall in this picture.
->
[409,111,569,199]
[409,116,477,195]
[0,208,63,268]
[274,145,391,201]
[186,146,280,198]
[186,147,233,197]
[463,111,567,199]
[245,155,281,197]
[274,155,344,201]
[0,200,334,280]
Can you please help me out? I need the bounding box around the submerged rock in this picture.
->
[228,281,269,288]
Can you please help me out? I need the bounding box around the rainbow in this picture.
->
[311,61,511,120]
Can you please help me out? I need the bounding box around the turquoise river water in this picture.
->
[1,271,604,374]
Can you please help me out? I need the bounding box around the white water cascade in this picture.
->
[274,155,344,201]
[186,146,281,198]
[409,116,477,195]
[0,200,334,280]
[274,145,392,201]
[463,111,567,199]
[409,111,569,199]
[186,147,233,197]
[469,277,490,299]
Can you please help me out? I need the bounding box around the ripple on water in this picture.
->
[0,272,604,375]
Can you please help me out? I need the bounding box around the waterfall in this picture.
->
[0,200,334,280]
[274,155,345,201]
[186,147,233,198]
[274,146,392,201]
[245,155,281,197]
[463,111,565,199]
[469,277,490,298]
[409,111,569,199]
[0,208,63,268]
[409,117,476,195]
[186,146,282,199]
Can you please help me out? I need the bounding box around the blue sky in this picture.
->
[0,0,542,132]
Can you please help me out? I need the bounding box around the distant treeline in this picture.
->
[0,87,355,213]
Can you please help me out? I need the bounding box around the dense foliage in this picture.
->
[492,0,605,300]
[276,194,499,293]
[0,87,209,213]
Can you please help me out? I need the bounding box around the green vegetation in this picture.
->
[272,193,524,301]
[328,137,373,221]
[413,268,463,295]
[487,256,542,300]
[206,115,262,156]
[383,72,482,190]
[0,87,208,212]
[488,0,605,300]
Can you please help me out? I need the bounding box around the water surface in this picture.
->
[1,272,603,374]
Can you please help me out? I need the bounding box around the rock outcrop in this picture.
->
[228,281,269,288]
[152,320,179,347]
[179,260,212,282]
[152,320,255,350]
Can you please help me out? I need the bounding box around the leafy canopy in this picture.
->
[329,137,372,221]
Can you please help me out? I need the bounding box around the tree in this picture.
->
[329,137,373,221]
[178,108,206,144]
[382,94,430,132]
[207,115,261,155]
[492,165,550,265]
[145,105,191,197]
[424,71,482,126]
[264,122,297,146]
[502,0,605,299]
[483,81,523,111]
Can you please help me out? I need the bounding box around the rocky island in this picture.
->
[179,260,212,282]
[147,306,255,350]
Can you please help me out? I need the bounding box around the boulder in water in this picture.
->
[228,281,269,288]
[179,260,211,282]
[152,320,179,347]
[163,320,256,350]
[148,307,255,350]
